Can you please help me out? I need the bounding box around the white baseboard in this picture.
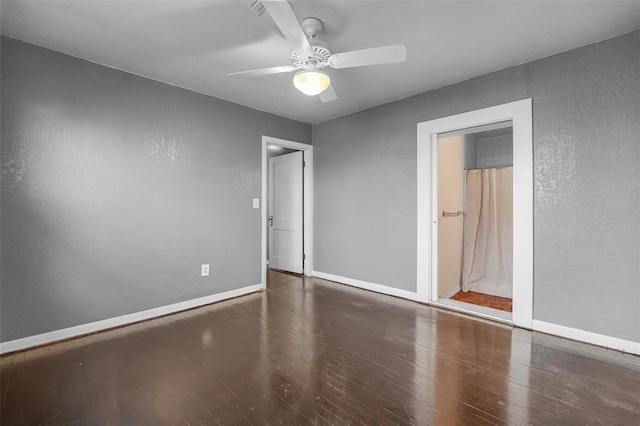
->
[532,320,640,356]
[312,272,640,355]
[0,283,264,355]
[6,280,636,357]
[312,271,421,302]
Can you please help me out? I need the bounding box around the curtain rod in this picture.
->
[464,165,513,171]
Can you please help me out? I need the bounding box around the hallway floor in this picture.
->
[1,270,639,424]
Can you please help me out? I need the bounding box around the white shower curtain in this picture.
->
[461,167,513,298]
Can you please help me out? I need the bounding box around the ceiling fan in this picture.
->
[228,0,407,103]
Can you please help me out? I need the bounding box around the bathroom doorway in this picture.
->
[437,122,514,320]
[417,99,533,328]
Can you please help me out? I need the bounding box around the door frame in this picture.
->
[261,136,313,287]
[417,99,533,328]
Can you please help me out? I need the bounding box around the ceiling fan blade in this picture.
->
[227,65,299,78]
[328,44,406,69]
[319,84,337,103]
[263,0,313,55]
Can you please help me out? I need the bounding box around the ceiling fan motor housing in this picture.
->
[290,44,331,69]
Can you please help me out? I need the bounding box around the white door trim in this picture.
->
[261,136,313,286]
[417,99,533,328]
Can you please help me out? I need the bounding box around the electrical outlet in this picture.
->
[253,198,260,209]
[201,264,210,277]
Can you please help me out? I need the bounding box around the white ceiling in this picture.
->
[2,0,640,124]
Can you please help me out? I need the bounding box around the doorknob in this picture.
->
[269,215,274,226]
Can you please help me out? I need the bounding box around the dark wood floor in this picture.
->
[2,270,640,425]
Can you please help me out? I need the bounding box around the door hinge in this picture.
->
[303,161,306,167]
[303,253,306,260]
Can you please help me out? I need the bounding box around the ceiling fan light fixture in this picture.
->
[293,70,330,96]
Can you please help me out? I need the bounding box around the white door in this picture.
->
[268,151,303,273]
[437,135,464,297]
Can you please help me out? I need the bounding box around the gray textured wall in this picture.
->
[0,37,311,342]
[313,31,640,342]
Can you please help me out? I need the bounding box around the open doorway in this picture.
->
[261,136,313,287]
[437,122,514,319]
[267,146,303,273]
[417,99,533,328]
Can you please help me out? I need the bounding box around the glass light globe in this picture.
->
[293,70,331,96]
